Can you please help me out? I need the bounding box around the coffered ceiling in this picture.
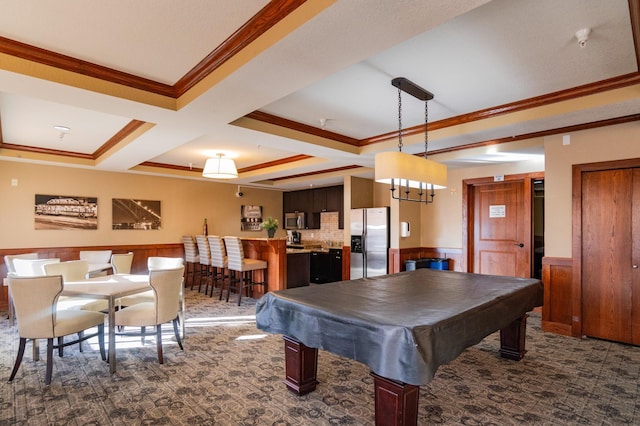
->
[0,0,638,190]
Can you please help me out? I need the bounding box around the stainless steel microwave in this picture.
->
[284,212,305,230]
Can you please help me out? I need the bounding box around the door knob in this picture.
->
[514,243,524,248]
[634,264,638,269]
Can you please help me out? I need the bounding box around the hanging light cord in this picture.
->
[424,100,429,159]
[397,88,403,152]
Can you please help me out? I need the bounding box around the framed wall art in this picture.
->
[112,198,161,230]
[241,205,263,231]
[34,194,98,230]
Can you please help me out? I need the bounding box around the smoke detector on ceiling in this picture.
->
[575,28,591,48]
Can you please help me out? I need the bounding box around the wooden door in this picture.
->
[581,168,640,344]
[471,181,530,277]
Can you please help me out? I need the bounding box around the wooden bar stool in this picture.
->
[195,235,213,295]
[181,235,200,290]
[207,235,228,299]
[222,236,267,305]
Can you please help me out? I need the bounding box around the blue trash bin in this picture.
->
[430,258,449,270]
[405,260,416,271]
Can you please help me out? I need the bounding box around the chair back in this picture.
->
[208,235,227,268]
[195,235,211,266]
[149,266,185,324]
[43,260,89,282]
[4,253,39,275]
[148,257,184,271]
[111,252,134,274]
[13,258,60,277]
[8,275,63,339]
[223,236,244,271]
[79,250,112,264]
[181,235,199,263]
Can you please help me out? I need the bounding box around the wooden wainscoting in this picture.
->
[541,256,573,336]
[388,247,464,274]
[0,243,184,310]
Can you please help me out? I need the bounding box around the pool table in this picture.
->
[256,268,543,425]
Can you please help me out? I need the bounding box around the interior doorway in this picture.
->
[463,172,544,278]
[572,159,640,344]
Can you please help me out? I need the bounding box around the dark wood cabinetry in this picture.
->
[283,185,344,229]
[287,252,311,288]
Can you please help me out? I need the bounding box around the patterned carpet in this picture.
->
[1,288,639,425]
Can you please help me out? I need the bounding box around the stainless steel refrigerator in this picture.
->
[350,207,390,279]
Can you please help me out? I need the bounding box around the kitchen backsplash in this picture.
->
[298,211,344,247]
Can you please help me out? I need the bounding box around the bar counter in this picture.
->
[240,237,287,297]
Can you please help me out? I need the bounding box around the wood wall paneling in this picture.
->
[388,247,463,274]
[541,257,573,336]
[0,243,184,310]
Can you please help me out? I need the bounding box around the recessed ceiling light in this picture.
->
[53,125,70,133]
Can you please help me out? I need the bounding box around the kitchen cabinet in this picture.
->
[283,185,344,229]
[325,186,344,229]
[287,252,310,288]
[312,187,327,212]
[283,190,312,217]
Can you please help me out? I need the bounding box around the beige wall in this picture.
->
[20,121,636,255]
[0,161,283,249]
[421,140,546,249]
[544,121,640,257]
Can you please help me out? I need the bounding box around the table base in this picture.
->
[281,314,529,426]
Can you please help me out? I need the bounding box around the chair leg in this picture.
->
[238,271,246,306]
[57,336,64,357]
[218,269,227,301]
[8,337,27,383]
[98,323,106,361]
[156,325,164,364]
[78,331,84,353]
[189,262,197,290]
[141,326,146,344]
[172,318,184,350]
[45,338,54,385]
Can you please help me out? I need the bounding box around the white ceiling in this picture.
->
[0,0,637,190]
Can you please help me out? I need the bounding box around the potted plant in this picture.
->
[261,216,279,238]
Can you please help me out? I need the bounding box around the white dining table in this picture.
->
[62,274,151,373]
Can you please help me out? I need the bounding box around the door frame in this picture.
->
[462,172,544,274]
[571,158,640,337]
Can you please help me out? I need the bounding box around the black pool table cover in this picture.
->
[255,268,543,385]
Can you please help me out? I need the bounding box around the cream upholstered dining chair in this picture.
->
[222,236,267,305]
[181,235,200,290]
[4,253,39,277]
[43,260,95,311]
[147,256,184,270]
[36,259,107,313]
[12,258,60,277]
[111,252,134,274]
[114,266,185,364]
[207,235,228,300]
[118,257,183,307]
[4,253,40,326]
[79,250,113,277]
[194,235,213,295]
[44,260,90,282]
[7,275,106,385]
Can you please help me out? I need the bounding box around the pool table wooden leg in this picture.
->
[371,373,419,426]
[499,314,528,360]
[283,336,318,395]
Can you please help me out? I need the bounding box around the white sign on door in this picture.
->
[489,205,506,218]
